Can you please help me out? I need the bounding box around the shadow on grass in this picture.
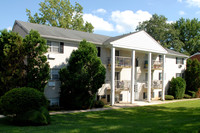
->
[1,101,200,133]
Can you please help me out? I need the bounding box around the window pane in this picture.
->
[51,69,59,80]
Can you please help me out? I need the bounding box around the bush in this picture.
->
[93,100,105,108]
[187,90,196,98]
[184,94,192,99]
[12,106,50,126]
[0,87,50,125]
[168,77,186,99]
[165,95,174,100]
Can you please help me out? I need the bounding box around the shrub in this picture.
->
[187,90,196,98]
[165,95,174,100]
[12,106,50,126]
[93,100,105,108]
[168,77,186,99]
[184,94,192,99]
[0,87,50,125]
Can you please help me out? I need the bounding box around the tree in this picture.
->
[185,59,200,93]
[26,0,94,33]
[0,30,25,97]
[59,40,106,109]
[23,30,50,92]
[0,30,50,97]
[174,18,200,55]
[136,14,171,48]
[136,15,200,55]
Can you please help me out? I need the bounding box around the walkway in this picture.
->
[0,98,199,118]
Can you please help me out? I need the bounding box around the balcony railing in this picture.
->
[144,60,163,70]
[115,80,131,90]
[108,56,131,68]
[144,80,162,89]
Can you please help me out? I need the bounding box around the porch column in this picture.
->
[111,47,115,106]
[147,52,152,102]
[131,50,135,104]
[162,54,166,101]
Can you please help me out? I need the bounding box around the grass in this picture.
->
[1,100,200,133]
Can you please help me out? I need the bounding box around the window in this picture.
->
[47,40,64,53]
[119,94,123,101]
[107,95,110,102]
[143,92,147,99]
[159,55,162,62]
[159,72,162,80]
[159,91,162,97]
[115,50,120,56]
[176,73,182,78]
[152,92,154,98]
[145,73,148,81]
[97,47,101,57]
[50,69,60,80]
[176,57,184,64]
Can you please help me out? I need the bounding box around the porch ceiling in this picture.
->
[108,31,167,54]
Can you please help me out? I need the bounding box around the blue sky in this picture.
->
[1,0,200,36]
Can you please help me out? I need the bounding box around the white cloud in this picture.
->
[95,8,107,14]
[111,10,152,33]
[7,26,12,31]
[83,14,114,31]
[179,10,185,15]
[186,0,200,7]
[177,0,183,2]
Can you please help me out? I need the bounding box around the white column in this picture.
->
[162,54,166,101]
[131,50,135,104]
[111,47,115,106]
[147,52,152,102]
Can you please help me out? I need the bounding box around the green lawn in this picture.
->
[1,100,200,133]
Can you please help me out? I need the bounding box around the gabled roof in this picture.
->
[107,30,168,54]
[165,48,188,58]
[13,20,110,45]
[13,20,188,57]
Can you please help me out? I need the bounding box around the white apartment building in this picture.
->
[13,20,188,105]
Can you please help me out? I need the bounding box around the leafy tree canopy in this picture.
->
[0,30,50,97]
[26,0,94,33]
[59,40,106,109]
[136,14,200,55]
[0,30,25,96]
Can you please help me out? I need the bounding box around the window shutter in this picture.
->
[60,42,64,53]
[176,57,178,64]
[97,47,101,57]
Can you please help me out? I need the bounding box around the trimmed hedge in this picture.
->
[168,77,186,99]
[165,95,174,100]
[0,87,50,125]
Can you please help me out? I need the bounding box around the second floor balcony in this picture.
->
[144,60,163,70]
[108,56,131,68]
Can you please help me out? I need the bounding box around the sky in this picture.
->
[1,0,200,36]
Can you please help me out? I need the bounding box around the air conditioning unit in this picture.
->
[48,54,55,59]
[178,65,182,68]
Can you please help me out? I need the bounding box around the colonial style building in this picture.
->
[13,20,188,105]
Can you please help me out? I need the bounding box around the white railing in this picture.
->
[115,80,131,90]
[144,80,162,89]
[144,60,163,70]
[108,56,131,68]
